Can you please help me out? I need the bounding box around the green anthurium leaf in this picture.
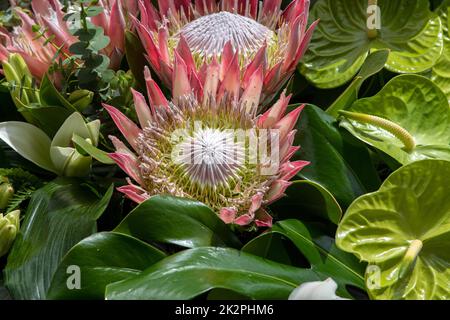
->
[302,0,442,88]
[270,180,342,225]
[114,195,241,249]
[47,232,166,300]
[72,134,115,165]
[294,104,381,208]
[4,179,113,299]
[431,0,450,102]
[339,74,450,165]
[243,220,366,299]
[105,247,323,300]
[327,49,390,117]
[0,121,57,173]
[385,15,443,73]
[336,160,450,300]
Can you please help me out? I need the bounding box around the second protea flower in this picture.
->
[134,0,317,106]
[105,61,308,228]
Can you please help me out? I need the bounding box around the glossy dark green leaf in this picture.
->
[243,220,366,299]
[294,104,381,207]
[47,232,166,300]
[114,195,241,249]
[105,247,322,300]
[4,179,113,299]
[270,180,342,225]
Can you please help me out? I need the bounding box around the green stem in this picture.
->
[367,0,378,39]
[339,111,416,153]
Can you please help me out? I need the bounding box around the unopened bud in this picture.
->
[0,210,20,257]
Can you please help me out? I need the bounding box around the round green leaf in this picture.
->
[47,232,166,300]
[302,0,442,88]
[336,160,450,300]
[105,247,322,300]
[114,195,241,249]
[339,74,450,165]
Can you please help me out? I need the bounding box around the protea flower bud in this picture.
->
[104,64,309,228]
[133,0,317,106]
[0,178,14,210]
[0,210,20,257]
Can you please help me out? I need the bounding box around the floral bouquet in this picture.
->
[0,0,448,302]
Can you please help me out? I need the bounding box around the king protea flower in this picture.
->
[0,0,130,80]
[133,0,317,106]
[104,61,309,228]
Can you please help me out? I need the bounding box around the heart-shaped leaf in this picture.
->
[294,104,381,208]
[302,0,443,88]
[114,195,241,249]
[4,179,113,299]
[431,0,450,102]
[47,232,166,300]
[339,74,450,165]
[105,247,322,300]
[243,220,366,299]
[336,160,450,300]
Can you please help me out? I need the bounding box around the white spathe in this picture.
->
[288,278,349,300]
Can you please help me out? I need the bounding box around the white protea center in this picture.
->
[180,11,276,59]
[177,127,246,189]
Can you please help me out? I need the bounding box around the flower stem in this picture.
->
[367,0,378,39]
[339,111,416,153]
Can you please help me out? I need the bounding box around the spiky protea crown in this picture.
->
[133,0,317,105]
[105,63,309,228]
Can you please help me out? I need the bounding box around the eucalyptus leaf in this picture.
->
[114,195,241,249]
[302,0,443,88]
[336,160,450,300]
[47,232,166,300]
[105,247,322,300]
[4,179,113,299]
[339,74,450,165]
